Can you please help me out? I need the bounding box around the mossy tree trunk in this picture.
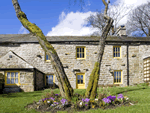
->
[85,0,114,100]
[12,0,73,101]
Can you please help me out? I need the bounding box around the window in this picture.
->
[114,70,122,84]
[5,71,20,85]
[77,75,83,84]
[76,73,85,89]
[113,46,121,58]
[45,74,55,86]
[76,47,86,59]
[45,53,50,61]
[143,57,150,82]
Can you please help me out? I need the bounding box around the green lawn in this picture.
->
[0,85,150,113]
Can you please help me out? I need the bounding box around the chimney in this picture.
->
[116,25,127,37]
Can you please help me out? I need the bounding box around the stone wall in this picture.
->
[0,42,149,90]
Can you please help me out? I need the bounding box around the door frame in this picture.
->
[76,73,85,89]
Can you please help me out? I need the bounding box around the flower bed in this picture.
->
[25,90,138,113]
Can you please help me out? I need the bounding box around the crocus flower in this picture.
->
[61,99,67,105]
[107,95,116,101]
[49,97,55,101]
[102,98,111,104]
[85,104,87,106]
[117,94,124,99]
[82,98,90,103]
[55,94,58,96]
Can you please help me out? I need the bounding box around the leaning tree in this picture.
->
[12,0,74,101]
[85,0,114,99]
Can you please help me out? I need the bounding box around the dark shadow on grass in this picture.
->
[0,91,43,98]
[115,87,148,95]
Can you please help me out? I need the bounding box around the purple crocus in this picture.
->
[55,94,58,96]
[117,94,124,99]
[82,98,90,103]
[102,98,111,104]
[107,95,116,101]
[49,97,55,101]
[85,104,87,106]
[61,99,67,105]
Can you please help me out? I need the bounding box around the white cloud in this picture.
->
[47,11,99,36]
[118,0,149,7]
[18,26,29,34]
[47,0,150,36]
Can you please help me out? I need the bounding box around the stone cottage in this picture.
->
[0,26,150,93]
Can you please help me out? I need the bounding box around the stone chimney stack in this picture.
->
[116,25,127,36]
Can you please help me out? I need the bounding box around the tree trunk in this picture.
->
[85,0,114,100]
[12,0,73,101]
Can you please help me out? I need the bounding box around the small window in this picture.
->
[143,57,150,82]
[76,47,86,59]
[113,46,121,58]
[45,74,55,86]
[114,70,122,84]
[5,71,20,85]
[45,53,50,61]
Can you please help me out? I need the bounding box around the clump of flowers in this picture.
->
[101,93,125,107]
[61,98,68,105]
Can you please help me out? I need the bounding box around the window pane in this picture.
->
[116,48,117,52]
[15,72,18,78]
[82,48,84,52]
[80,48,81,52]
[80,53,82,58]
[118,53,120,57]
[77,53,79,58]
[15,78,18,83]
[118,47,120,52]
[81,53,83,58]
[11,78,14,84]
[81,80,83,84]
[46,54,49,60]
[116,52,117,57]
[11,72,14,78]
[78,80,80,83]
[113,48,115,52]
[77,48,79,52]
[77,75,80,80]
[7,78,10,84]
[7,72,10,78]
[81,75,83,80]
[114,53,115,57]
[83,53,84,58]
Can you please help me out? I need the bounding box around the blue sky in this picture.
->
[0,0,149,36]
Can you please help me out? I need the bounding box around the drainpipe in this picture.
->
[127,43,129,86]
[34,68,36,91]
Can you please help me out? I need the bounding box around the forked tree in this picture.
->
[85,0,114,99]
[12,0,114,101]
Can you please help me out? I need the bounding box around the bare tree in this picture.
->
[85,0,114,99]
[126,2,150,37]
[12,0,74,101]
[84,2,132,36]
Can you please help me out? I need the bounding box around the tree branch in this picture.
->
[102,0,110,20]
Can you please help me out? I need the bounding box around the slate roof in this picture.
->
[0,34,150,43]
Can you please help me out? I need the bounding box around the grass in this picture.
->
[0,84,150,113]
